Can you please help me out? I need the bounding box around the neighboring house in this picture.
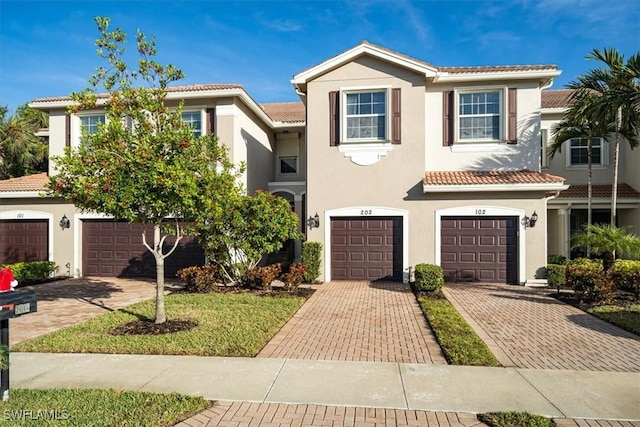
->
[0,84,305,278]
[12,41,630,285]
[541,89,640,258]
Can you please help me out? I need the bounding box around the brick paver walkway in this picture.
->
[444,283,640,372]
[176,402,486,427]
[258,281,446,364]
[10,277,168,345]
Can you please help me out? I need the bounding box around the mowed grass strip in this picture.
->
[13,292,306,356]
[588,303,640,336]
[0,388,210,427]
[417,293,501,367]
[478,411,555,427]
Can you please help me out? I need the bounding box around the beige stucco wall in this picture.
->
[304,56,550,283]
[0,198,77,276]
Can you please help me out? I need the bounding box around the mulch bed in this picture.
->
[111,319,198,336]
[551,289,638,310]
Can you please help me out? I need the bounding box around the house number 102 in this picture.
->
[475,209,486,215]
[360,209,372,216]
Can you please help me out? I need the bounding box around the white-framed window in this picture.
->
[568,137,606,166]
[73,113,106,147]
[181,111,202,137]
[279,156,298,174]
[457,89,503,142]
[343,90,388,142]
[80,114,105,135]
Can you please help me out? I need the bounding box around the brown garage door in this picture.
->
[441,217,518,284]
[82,220,205,278]
[331,217,402,281]
[0,220,48,264]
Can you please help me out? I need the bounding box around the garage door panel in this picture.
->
[331,217,402,281]
[83,220,204,278]
[0,220,49,264]
[441,216,517,284]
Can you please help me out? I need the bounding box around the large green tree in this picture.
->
[566,48,640,225]
[48,17,241,324]
[0,104,48,179]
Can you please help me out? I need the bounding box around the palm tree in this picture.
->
[549,98,604,232]
[566,48,640,226]
[570,224,640,271]
[0,104,48,179]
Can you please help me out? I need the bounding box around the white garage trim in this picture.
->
[0,210,54,262]
[435,206,526,284]
[324,207,409,283]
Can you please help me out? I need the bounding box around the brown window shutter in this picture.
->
[443,91,454,146]
[206,108,215,135]
[507,88,517,144]
[329,91,339,146]
[391,88,401,144]
[65,114,71,147]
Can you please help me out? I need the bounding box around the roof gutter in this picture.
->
[423,182,569,193]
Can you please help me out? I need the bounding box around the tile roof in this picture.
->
[0,172,49,192]
[424,170,566,185]
[29,83,244,104]
[360,41,558,74]
[260,102,305,123]
[542,89,574,109]
[558,183,640,199]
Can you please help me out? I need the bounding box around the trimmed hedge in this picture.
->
[547,254,567,265]
[301,241,322,283]
[242,264,281,291]
[546,264,566,290]
[565,258,613,303]
[610,259,640,298]
[0,261,57,283]
[176,264,226,293]
[414,263,444,292]
[281,263,307,291]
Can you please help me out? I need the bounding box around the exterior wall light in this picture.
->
[524,211,538,228]
[59,215,70,230]
[307,213,320,229]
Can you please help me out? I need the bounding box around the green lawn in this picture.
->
[478,411,554,427]
[13,292,306,356]
[0,388,209,427]
[417,293,501,367]
[588,303,640,336]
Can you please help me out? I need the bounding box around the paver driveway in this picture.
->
[444,282,640,372]
[258,281,446,364]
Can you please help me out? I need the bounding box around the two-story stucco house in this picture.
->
[0,85,305,278]
[541,90,640,259]
[8,41,635,286]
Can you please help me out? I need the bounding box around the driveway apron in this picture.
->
[444,283,640,372]
[258,281,446,364]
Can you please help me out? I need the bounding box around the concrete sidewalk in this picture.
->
[10,353,640,421]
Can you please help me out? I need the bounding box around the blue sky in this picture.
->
[1,0,638,113]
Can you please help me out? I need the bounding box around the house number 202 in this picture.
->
[361,209,372,216]
[475,209,486,215]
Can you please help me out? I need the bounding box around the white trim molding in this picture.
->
[323,206,410,283]
[0,210,54,262]
[434,206,527,284]
[424,182,569,193]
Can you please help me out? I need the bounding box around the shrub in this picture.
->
[565,260,614,304]
[281,263,307,291]
[176,264,225,293]
[610,259,640,298]
[301,241,322,283]
[547,254,567,265]
[414,263,444,292]
[0,261,58,283]
[546,264,566,291]
[242,264,281,291]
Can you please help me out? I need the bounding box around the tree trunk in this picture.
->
[153,224,166,324]
[611,108,622,227]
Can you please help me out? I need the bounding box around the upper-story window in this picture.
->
[344,90,387,142]
[279,156,298,174]
[181,111,202,137]
[569,137,605,166]
[80,114,105,136]
[444,87,516,147]
[457,90,502,141]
